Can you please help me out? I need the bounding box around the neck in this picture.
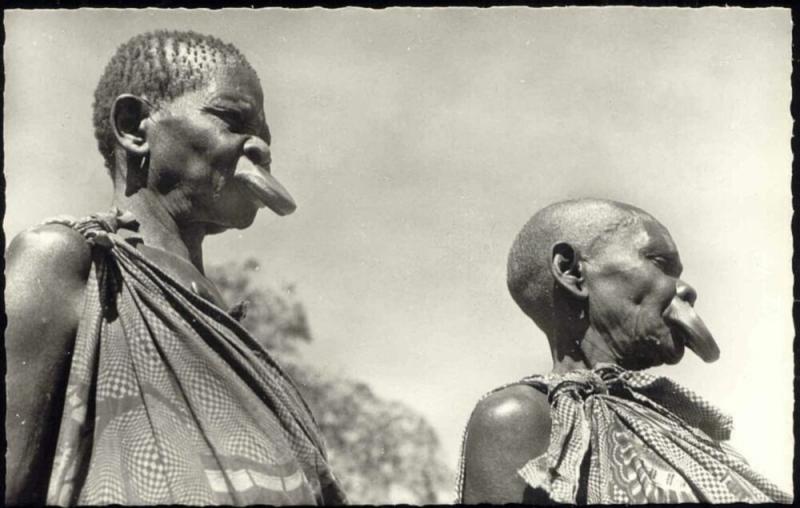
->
[548,325,618,374]
[111,186,207,272]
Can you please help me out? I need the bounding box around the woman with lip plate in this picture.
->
[456,199,791,505]
[5,30,346,506]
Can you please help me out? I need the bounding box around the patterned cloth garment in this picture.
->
[456,364,792,504]
[43,209,347,506]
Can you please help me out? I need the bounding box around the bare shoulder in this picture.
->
[461,383,553,503]
[7,223,92,277]
[468,383,552,454]
[5,221,93,396]
[5,222,93,347]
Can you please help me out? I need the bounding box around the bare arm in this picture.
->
[461,384,553,504]
[5,224,91,505]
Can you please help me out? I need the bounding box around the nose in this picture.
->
[242,137,271,168]
[675,279,697,307]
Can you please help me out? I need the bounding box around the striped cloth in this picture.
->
[456,364,791,504]
[44,209,347,505]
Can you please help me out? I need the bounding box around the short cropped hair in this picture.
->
[93,30,257,172]
[507,199,650,334]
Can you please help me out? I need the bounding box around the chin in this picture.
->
[201,210,257,235]
[619,356,659,371]
[231,210,258,230]
[659,333,686,365]
[662,346,685,365]
[214,201,261,231]
[205,223,230,235]
[618,333,682,371]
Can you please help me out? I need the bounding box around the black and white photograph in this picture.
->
[3,7,794,505]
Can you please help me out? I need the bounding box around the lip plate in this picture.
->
[234,166,296,216]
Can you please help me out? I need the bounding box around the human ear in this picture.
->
[550,242,588,300]
[110,94,151,156]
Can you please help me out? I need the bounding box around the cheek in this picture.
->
[586,276,635,331]
[154,118,239,171]
[589,271,649,306]
[586,270,673,331]
[638,276,676,310]
[168,143,240,197]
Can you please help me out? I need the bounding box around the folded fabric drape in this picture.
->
[44,209,346,506]
[457,363,791,504]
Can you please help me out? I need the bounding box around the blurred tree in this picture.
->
[207,259,453,504]
[208,258,312,355]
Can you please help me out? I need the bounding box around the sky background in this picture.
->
[5,8,793,493]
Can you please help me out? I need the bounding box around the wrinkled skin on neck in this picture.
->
[574,216,719,371]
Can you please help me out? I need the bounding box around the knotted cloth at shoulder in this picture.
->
[515,364,790,504]
[44,208,142,249]
[42,210,346,506]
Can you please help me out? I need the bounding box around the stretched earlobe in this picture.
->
[110,94,151,157]
[550,242,589,300]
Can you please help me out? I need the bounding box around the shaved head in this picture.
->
[507,198,656,334]
[508,197,719,369]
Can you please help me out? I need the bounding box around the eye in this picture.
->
[648,255,668,270]
[219,111,245,133]
[647,254,683,277]
[205,107,245,133]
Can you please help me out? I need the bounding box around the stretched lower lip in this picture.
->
[663,300,720,363]
[238,181,268,209]
[669,324,685,346]
[233,160,296,216]
[666,327,687,361]
[659,327,686,365]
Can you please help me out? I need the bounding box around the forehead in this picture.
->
[205,66,264,105]
[638,217,677,253]
[158,64,264,114]
[595,214,678,257]
[158,35,264,108]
